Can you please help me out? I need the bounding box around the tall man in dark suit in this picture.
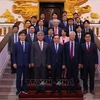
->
[8,25,19,74]
[82,20,94,42]
[47,35,65,94]
[44,27,54,45]
[36,19,47,35]
[26,25,37,79]
[31,31,49,94]
[64,31,81,94]
[81,33,98,94]
[13,31,31,95]
[22,20,31,35]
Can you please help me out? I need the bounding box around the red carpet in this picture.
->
[19,84,83,100]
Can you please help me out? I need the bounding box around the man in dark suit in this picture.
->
[22,20,31,35]
[8,25,19,74]
[39,13,48,28]
[44,27,54,45]
[26,25,37,79]
[53,19,62,36]
[36,19,47,35]
[59,15,68,30]
[66,18,76,36]
[47,35,65,94]
[31,16,38,27]
[31,31,49,94]
[75,25,84,80]
[13,31,31,95]
[64,31,81,94]
[82,20,94,42]
[81,33,98,94]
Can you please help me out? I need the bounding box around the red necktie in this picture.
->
[39,42,42,51]
[70,42,73,59]
[54,28,57,35]
[87,43,90,51]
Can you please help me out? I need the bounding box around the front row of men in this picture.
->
[12,31,98,96]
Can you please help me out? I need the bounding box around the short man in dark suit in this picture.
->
[47,35,65,94]
[53,19,62,36]
[82,20,94,42]
[81,33,98,94]
[44,27,54,45]
[8,25,19,74]
[66,18,76,36]
[26,25,37,79]
[36,19,47,35]
[13,31,31,95]
[31,31,49,94]
[22,20,31,35]
[64,31,81,94]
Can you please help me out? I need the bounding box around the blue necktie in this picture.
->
[15,34,17,43]
[55,44,58,53]
[22,42,25,52]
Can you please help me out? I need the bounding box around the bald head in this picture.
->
[69,31,76,41]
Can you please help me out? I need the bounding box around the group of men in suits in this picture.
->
[8,12,98,96]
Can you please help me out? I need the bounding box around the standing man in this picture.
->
[26,25,37,79]
[13,31,31,95]
[8,25,19,74]
[31,31,49,94]
[81,33,98,94]
[64,31,81,94]
[47,35,65,94]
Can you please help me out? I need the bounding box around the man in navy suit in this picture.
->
[31,16,38,27]
[81,33,98,94]
[66,18,76,36]
[13,31,31,95]
[44,27,54,45]
[36,19,47,35]
[64,31,81,94]
[82,20,94,42]
[47,35,65,94]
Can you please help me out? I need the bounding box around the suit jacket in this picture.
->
[48,44,64,67]
[64,41,81,67]
[8,34,19,53]
[12,42,30,67]
[81,42,98,66]
[44,35,54,44]
[31,41,49,67]
[75,32,85,44]
[59,21,68,29]
[66,24,77,36]
[26,34,37,44]
[82,28,94,42]
[53,27,62,36]
[35,26,47,35]
[43,19,48,28]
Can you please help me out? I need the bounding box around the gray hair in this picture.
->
[69,31,76,36]
[37,31,44,35]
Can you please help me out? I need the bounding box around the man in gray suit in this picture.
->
[8,25,19,74]
[31,31,49,94]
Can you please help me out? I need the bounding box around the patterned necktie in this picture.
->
[54,28,57,35]
[70,26,73,31]
[39,42,42,51]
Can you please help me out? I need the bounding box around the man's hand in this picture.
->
[95,64,98,69]
[31,63,34,67]
[62,65,66,69]
[13,64,17,69]
[47,65,51,69]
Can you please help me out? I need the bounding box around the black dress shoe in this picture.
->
[41,90,46,94]
[73,90,78,94]
[58,90,62,95]
[16,91,21,95]
[67,90,71,94]
[36,89,40,94]
[22,90,28,94]
[51,89,56,94]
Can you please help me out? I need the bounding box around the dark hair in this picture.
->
[83,20,90,24]
[53,34,60,38]
[62,11,67,14]
[52,13,58,16]
[29,24,35,29]
[12,25,19,29]
[67,18,74,22]
[62,28,67,33]
[25,20,31,24]
[84,32,91,37]
[31,16,37,19]
[48,27,54,31]
[75,17,80,20]
[18,31,26,36]
[75,25,82,29]
[73,13,78,16]
[40,13,45,16]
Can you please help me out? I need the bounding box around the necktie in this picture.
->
[70,26,73,31]
[31,34,34,42]
[78,34,81,43]
[55,44,58,53]
[49,36,52,43]
[22,41,25,52]
[54,28,57,35]
[87,42,90,51]
[39,42,42,51]
[40,27,43,31]
[64,22,67,27]
[15,34,17,43]
[70,42,74,59]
